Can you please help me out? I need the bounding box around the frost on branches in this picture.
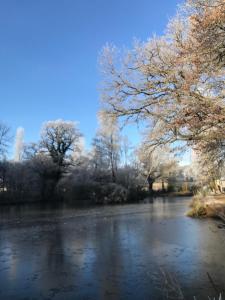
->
[100,0,225,183]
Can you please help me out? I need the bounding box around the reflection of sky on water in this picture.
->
[0,197,225,299]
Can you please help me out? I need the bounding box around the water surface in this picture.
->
[0,197,225,299]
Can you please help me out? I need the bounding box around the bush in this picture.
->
[94,183,128,204]
[187,195,208,217]
[127,186,148,202]
[58,179,128,204]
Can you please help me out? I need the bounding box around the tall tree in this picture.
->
[92,113,121,182]
[14,127,25,162]
[0,122,10,159]
[41,119,82,169]
[100,0,225,153]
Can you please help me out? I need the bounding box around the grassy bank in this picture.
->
[187,194,225,221]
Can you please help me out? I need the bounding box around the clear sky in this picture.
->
[0,0,183,155]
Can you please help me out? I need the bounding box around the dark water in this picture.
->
[0,197,225,300]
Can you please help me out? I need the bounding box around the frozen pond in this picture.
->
[0,197,225,299]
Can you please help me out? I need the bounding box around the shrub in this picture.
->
[94,183,128,204]
[187,196,207,217]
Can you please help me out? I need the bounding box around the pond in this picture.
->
[0,197,225,299]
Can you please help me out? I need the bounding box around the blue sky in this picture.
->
[0,0,183,155]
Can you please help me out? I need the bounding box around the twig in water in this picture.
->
[207,272,220,295]
[159,267,185,299]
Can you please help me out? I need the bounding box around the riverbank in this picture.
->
[0,191,192,206]
[188,194,225,221]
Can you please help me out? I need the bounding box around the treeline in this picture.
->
[0,118,190,204]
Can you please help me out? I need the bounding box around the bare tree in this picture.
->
[41,119,82,168]
[100,0,225,189]
[100,0,225,152]
[136,144,178,193]
[23,142,41,160]
[121,135,132,167]
[0,122,10,159]
[92,113,121,182]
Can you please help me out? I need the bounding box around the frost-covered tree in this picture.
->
[92,113,121,182]
[23,142,41,160]
[0,122,10,159]
[121,135,132,167]
[41,119,82,168]
[100,0,225,174]
[72,136,87,164]
[14,127,24,162]
[136,144,178,193]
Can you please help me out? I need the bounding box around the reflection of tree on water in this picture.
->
[91,219,123,299]
[45,224,66,270]
[39,220,77,296]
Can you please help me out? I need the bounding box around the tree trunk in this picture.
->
[162,179,166,192]
[112,169,116,183]
[147,176,154,194]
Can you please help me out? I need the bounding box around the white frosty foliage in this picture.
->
[14,127,24,162]
[41,119,78,134]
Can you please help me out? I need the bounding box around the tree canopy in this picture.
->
[100,0,225,182]
[100,1,225,143]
